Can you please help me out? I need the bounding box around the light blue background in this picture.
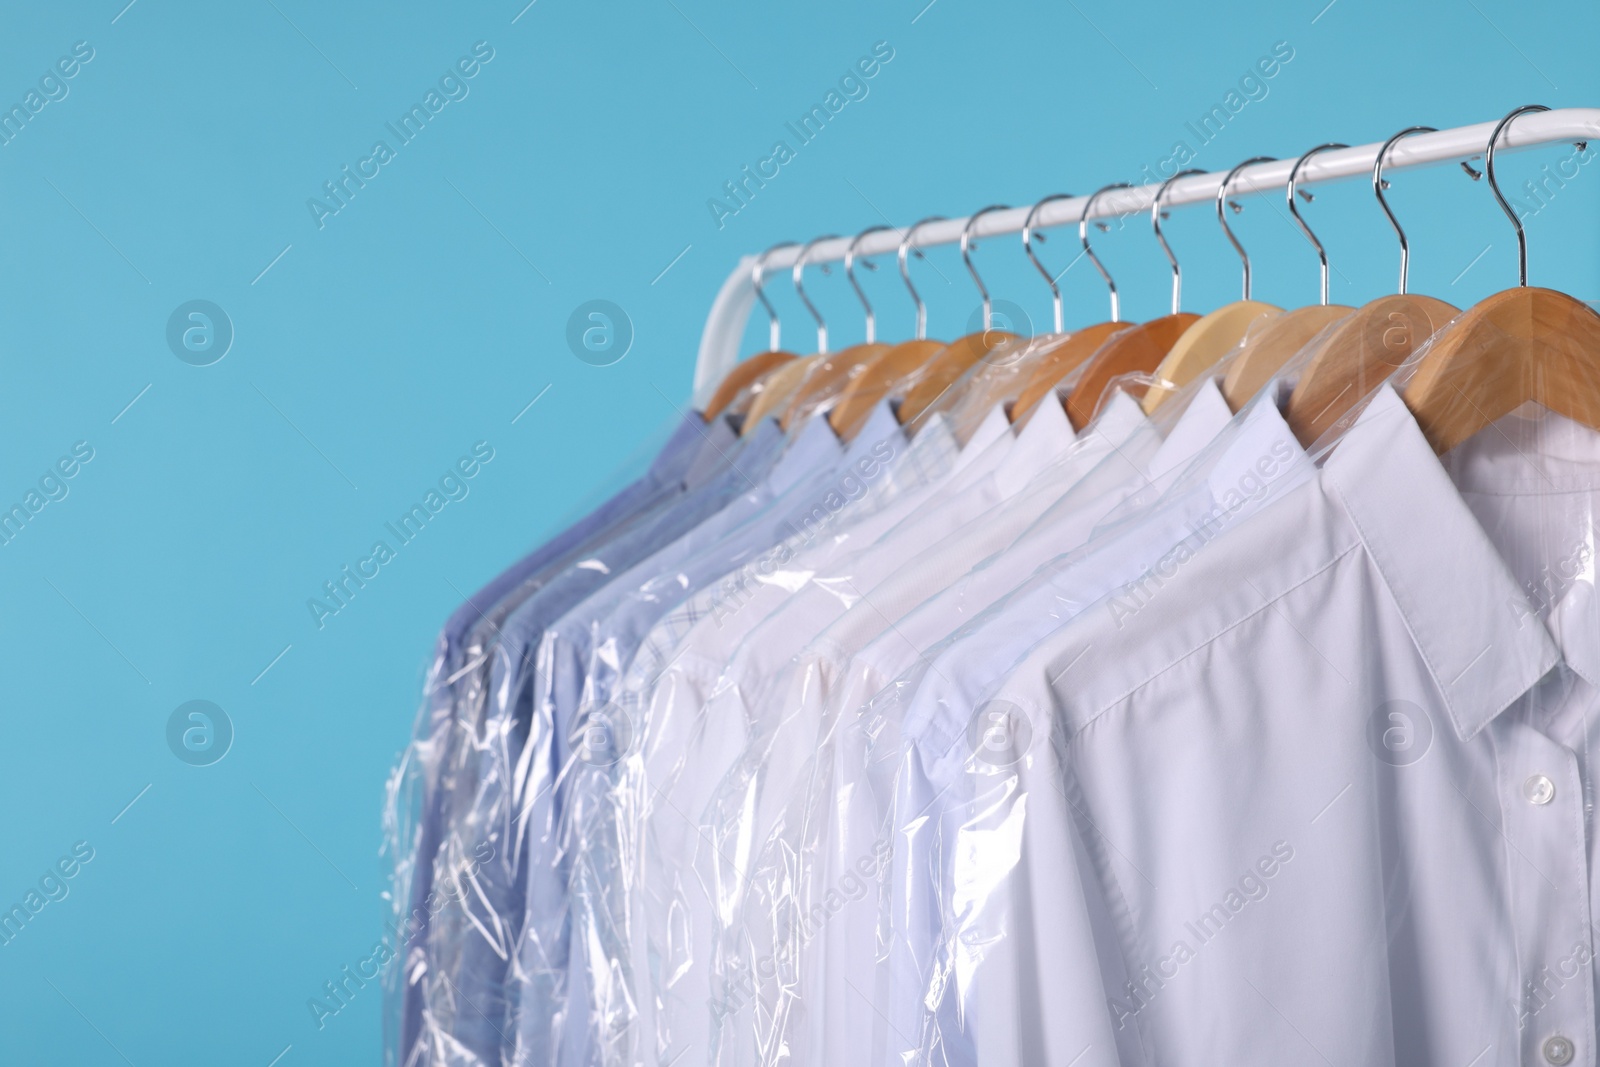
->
[0,1,1595,1064]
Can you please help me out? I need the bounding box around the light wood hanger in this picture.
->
[1144,157,1283,413]
[1286,126,1462,446]
[827,217,950,437]
[942,192,1119,428]
[1066,313,1200,427]
[743,355,819,430]
[704,350,793,422]
[1012,183,1146,425]
[1222,143,1356,410]
[705,242,800,423]
[775,235,887,430]
[1401,105,1600,453]
[897,205,1020,425]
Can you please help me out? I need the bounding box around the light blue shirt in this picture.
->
[418,417,785,1067]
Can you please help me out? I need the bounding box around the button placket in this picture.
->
[1494,720,1595,1066]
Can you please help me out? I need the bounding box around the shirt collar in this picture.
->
[1088,389,1147,446]
[844,399,903,467]
[684,412,750,488]
[766,409,843,495]
[1438,402,1600,691]
[1548,581,1600,689]
[650,409,722,486]
[1322,384,1560,742]
[997,387,1076,496]
[1148,377,1233,481]
[953,402,1011,474]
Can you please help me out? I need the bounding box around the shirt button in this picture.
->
[1544,1034,1576,1065]
[1525,774,1556,805]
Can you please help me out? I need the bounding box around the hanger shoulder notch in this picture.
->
[828,338,945,439]
[898,330,1019,425]
[704,350,795,422]
[1066,312,1200,429]
[1221,304,1353,411]
[779,342,887,430]
[1143,299,1282,413]
[1010,321,1135,425]
[1402,286,1600,453]
[743,354,820,434]
[1284,293,1458,446]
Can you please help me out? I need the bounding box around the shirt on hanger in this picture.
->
[731,380,1239,1067]
[425,417,788,1066]
[551,408,973,1067]
[394,409,727,1063]
[643,398,1081,1067]
[877,381,1315,1066]
[977,385,1597,1066]
[531,405,910,1065]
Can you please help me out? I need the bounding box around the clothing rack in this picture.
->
[692,106,1600,405]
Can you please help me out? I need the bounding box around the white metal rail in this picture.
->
[692,107,1600,405]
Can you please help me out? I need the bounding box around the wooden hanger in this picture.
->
[780,342,886,430]
[1144,156,1286,413]
[946,192,1119,428]
[1065,312,1201,427]
[704,349,794,422]
[1403,287,1600,451]
[1011,183,1152,426]
[743,355,820,431]
[1222,143,1356,411]
[770,234,863,429]
[1401,106,1600,453]
[1009,322,1135,424]
[823,217,951,434]
[898,329,1017,424]
[1283,294,1457,443]
[1143,300,1279,412]
[729,241,813,434]
[829,339,945,438]
[895,205,1020,425]
[1285,126,1463,446]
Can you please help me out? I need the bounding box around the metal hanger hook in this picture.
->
[1486,104,1552,288]
[1373,126,1437,295]
[898,216,945,341]
[1081,183,1132,322]
[1217,156,1276,301]
[845,225,893,344]
[1152,169,1204,315]
[792,234,839,354]
[1023,193,1075,333]
[752,242,798,351]
[961,204,1011,332]
[1286,143,1348,306]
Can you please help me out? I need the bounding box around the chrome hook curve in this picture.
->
[1286,143,1348,306]
[1217,156,1276,301]
[1373,126,1436,295]
[1486,104,1552,287]
[752,241,798,351]
[1081,183,1132,322]
[1023,193,1075,333]
[845,225,894,344]
[961,204,1011,332]
[1151,169,1204,315]
[897,216,945,341]
[793,234,839,353]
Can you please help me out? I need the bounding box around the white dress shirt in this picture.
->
[982,386,1598,1066]
[697,396,1139,1067]
[642,399,1075,1067]
[616,407,1008,1067]
[877,382,1317,1066]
